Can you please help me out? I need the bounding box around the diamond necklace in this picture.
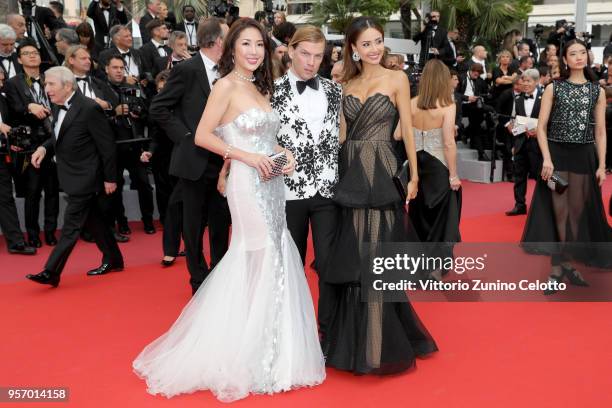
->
[233,70,256,82]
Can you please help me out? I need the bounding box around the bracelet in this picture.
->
[223,144,233,160]
[449,176,458,182]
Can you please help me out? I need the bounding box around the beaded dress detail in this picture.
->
[133,108,325,402]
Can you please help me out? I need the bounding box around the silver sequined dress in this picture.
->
[133,108,326,402]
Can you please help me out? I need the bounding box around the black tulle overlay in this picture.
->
[522,141,612,267]
[323,94,438,375]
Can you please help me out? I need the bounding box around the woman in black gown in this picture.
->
[409,60,462,280]
[322,17,438,375]
[522,40,612,294]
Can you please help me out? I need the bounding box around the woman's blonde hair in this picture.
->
[416,59,453,110]
[496,49,513,65]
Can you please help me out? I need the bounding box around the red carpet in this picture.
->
[2,180,612,407]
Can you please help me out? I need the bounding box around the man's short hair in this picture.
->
[45,66,77,90]
[146,19,165,35]
[56,28,79,45]
[197,17,224,49]
[107,54,126,67]
[49,1,64,15]
[538,66,550,78]
[521,68,540,82]
[519,55,532,65]
[17,38,39,56]
[0,24,16,41]
[470,62,484,74]
[109,24,130,41]
[168,30,186,48]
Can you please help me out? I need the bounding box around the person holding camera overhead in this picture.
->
[104,55,155,236]
[413,10,449,68]
[522,40,612,294]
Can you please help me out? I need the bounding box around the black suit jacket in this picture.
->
[139,13,157,45]
[458,73,488,99]
[87,0,128,49]
[496,88,520,118]
[4,73,50,134]
[140,41,172,74]
[42,92,116,195]
[0,53,24,82]
[513,89,543,152]
[414,25,450,66]
[175,21,199,46]
[149,55,219,180]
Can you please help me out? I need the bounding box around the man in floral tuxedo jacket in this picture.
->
[271,26,342,341]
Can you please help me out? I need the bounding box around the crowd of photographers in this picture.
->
[1,3,612,256]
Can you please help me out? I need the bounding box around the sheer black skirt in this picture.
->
[521,141,612,267]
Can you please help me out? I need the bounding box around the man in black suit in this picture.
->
[26,66,123,287]
[24,3,59,45]
[0,69,36,255]
[152,31,191,78]
[506,69,543,216]
[140,19,171,75]
[49,1,68,29]
[442,28,464,70]
[6,14,27,46]
[4,39,59,247]
[87,0,128,50]
[413,10,449,68]
[139,0,160,45]
[175,5,198,54]
[0,24,23,82]
[496,76,523,181]
[458,62,490,160]
[149,17,230,294]
[99,25,149,88]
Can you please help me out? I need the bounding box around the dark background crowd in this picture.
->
[0,2,611,258]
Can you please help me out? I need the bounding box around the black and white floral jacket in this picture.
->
[271,74,342,200]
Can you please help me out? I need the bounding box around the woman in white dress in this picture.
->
[133,18,326,403]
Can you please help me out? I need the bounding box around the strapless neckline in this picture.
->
[345,92,395,108]
[215,107,277,132]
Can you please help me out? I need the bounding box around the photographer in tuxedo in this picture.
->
[506,69,543,216]
[104,55,155,235]
[87,0,128,50]
[149,17,230,294]
[4,39,59,247]
[0,25,23,82]
[26,66,123,287]
[0,69,36,255]
[175,5,198,54]
[140,19,171,75]
[413,10,449,68]
[458,62,491,160]
[271,25,342,339]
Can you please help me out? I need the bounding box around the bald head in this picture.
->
[7,14,26,40]
[472,45,487,60]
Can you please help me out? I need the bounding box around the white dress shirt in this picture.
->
[184,20,197,47]
[200,51,218,89]
[54,91,76,140]
[151,39,167,57]
[0,55,16,79]
[463,77,475,98]
[287,69,327,143]
[118,47,139,77]
[524,93,536,117]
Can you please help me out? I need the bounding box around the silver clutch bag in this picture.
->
[261,151,288,181]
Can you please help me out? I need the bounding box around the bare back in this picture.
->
[410,97,451,131]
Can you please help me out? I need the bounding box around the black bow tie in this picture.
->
[30,77,41,85]
[58,105,68,111]
[157,45,165,49]
[171,59,183,67]
[0,55,9,62]
[121,51,131,57]
[296,77,319,94]
[185,22,195,25]
[524,94,534,99]
[76,77,88,82]
[212,65,218,72]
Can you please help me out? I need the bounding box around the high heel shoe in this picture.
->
[161,257,176,267]
[561,265,589,287]
[543,273,564,295]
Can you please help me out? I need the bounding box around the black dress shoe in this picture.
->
[505,206,527,216]
[161,257,176,267]
[26,270,60,287]
[44,231,57,246]
[113,231,130,243]
[87,263,124,276]
[118,222,131,235]
[8,242,37,255]
[561,265,589,287]
[177,251,186,257]
[143,221,156,234]
[28,235,42,248]
[543,273,564,295]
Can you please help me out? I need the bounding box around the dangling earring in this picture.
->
[352,51,361,62]
[232,56,235,64]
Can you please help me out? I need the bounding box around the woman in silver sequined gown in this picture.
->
[132,19,325,402]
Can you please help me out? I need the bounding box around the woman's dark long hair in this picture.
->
[559,39,598,82]
[75,22,95,53]
[217,18,274,96]
[341,16,385,83]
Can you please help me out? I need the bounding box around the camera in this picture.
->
[19,0,35,18]
[188,45,199,54]
[533,24,545,37]
[0,126,35,154]
[118,87,145,117]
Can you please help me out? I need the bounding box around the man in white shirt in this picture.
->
[471,45,489,80]
[0,24,22,81]
[271,26,343,341]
